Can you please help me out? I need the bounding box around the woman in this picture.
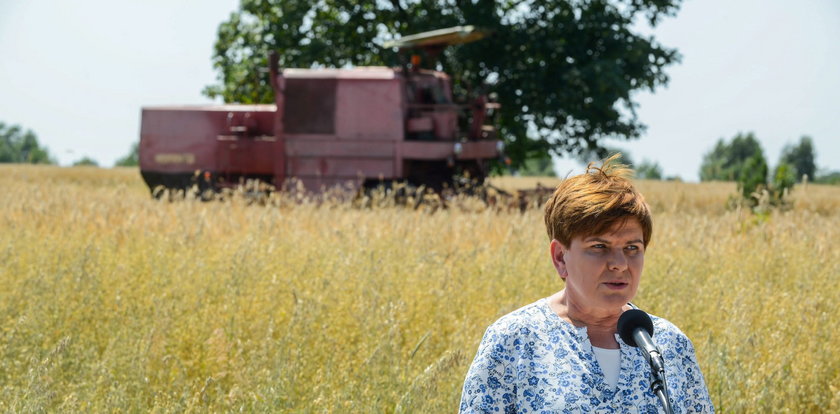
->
[459,156,714,413]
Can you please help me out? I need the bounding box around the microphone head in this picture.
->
[617,309,654,347]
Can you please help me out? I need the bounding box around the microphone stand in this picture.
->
[623,306,674,414]
[645,348,673,414]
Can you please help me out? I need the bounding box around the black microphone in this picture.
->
[618,309,656,354]
[618,309,673,414]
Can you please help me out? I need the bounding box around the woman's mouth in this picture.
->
[603,281,628,290]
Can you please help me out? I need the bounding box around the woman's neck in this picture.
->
[547,290,629,349]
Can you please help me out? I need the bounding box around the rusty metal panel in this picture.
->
[334,79,404,141]
[400,140,500,160]
[286,139,394,158]
[216,136,277,175]
[284,67,397,80]
[456,141,502,160]
[283,78,336,134]
[140,109,226,173]
[140,106,275,174]
[400,141,451,160]
[287,157,395,178]
[430,111,457,140]
[286,137,397,183]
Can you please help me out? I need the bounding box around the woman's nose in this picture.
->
[608,248,629,271]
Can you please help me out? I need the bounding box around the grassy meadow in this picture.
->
[1,164,839,412]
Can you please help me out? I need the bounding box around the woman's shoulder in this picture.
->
[649,314,697,353]
[484,298,558,338]
[649,314,684,334]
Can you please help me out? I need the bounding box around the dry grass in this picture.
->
[1,165,839,412]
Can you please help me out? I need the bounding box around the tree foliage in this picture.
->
[814,170,840,185]
[115,142,139,167]
[699,132,764,182]
[635,159,662,180]
[576,145,634,168]
[204,0,683,166]
[72,157,99,167]
[738,151,768,200]
[779,136,816,182]
[772,162,796,195]
[0,122,54,164]
[517,155,556,177]
[703,132,797,210]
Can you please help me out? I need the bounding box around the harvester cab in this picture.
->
[384,25,500,143]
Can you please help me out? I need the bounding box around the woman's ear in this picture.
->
[549,239,569,280]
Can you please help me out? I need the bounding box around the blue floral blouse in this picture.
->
[459,298,714,413]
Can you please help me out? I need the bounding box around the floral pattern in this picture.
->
[459,298,714,413]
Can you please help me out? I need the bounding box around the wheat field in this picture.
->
[1,164,839,412]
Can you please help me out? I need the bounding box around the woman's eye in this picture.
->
[625,245,641,252]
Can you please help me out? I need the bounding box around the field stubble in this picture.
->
[0,165,839,412]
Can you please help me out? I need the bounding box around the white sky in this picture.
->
[1,0,838,181]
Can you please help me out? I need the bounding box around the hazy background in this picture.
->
[1,0,838,181]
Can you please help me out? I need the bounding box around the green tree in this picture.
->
[738,152,768,199]
[72,157,99,167]
[635,159,662,180]
[698,132,799,209]
[577,146,634,168]
[815,170,840,185]
[772,162,796,197]
[517,155,556,177]
[699,132,763,182]
[115,142,139,167]
[779,136,816,182]
[0,122,54,164]
[204,0,683,167]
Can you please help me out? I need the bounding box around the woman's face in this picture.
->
[550,218,645,312]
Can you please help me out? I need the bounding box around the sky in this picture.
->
[1,0,838,181]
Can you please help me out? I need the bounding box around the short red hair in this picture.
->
[543,154,652,247]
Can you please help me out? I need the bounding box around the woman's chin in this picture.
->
[598,292,634,308]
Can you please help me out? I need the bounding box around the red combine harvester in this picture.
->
[139,26,503,196]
